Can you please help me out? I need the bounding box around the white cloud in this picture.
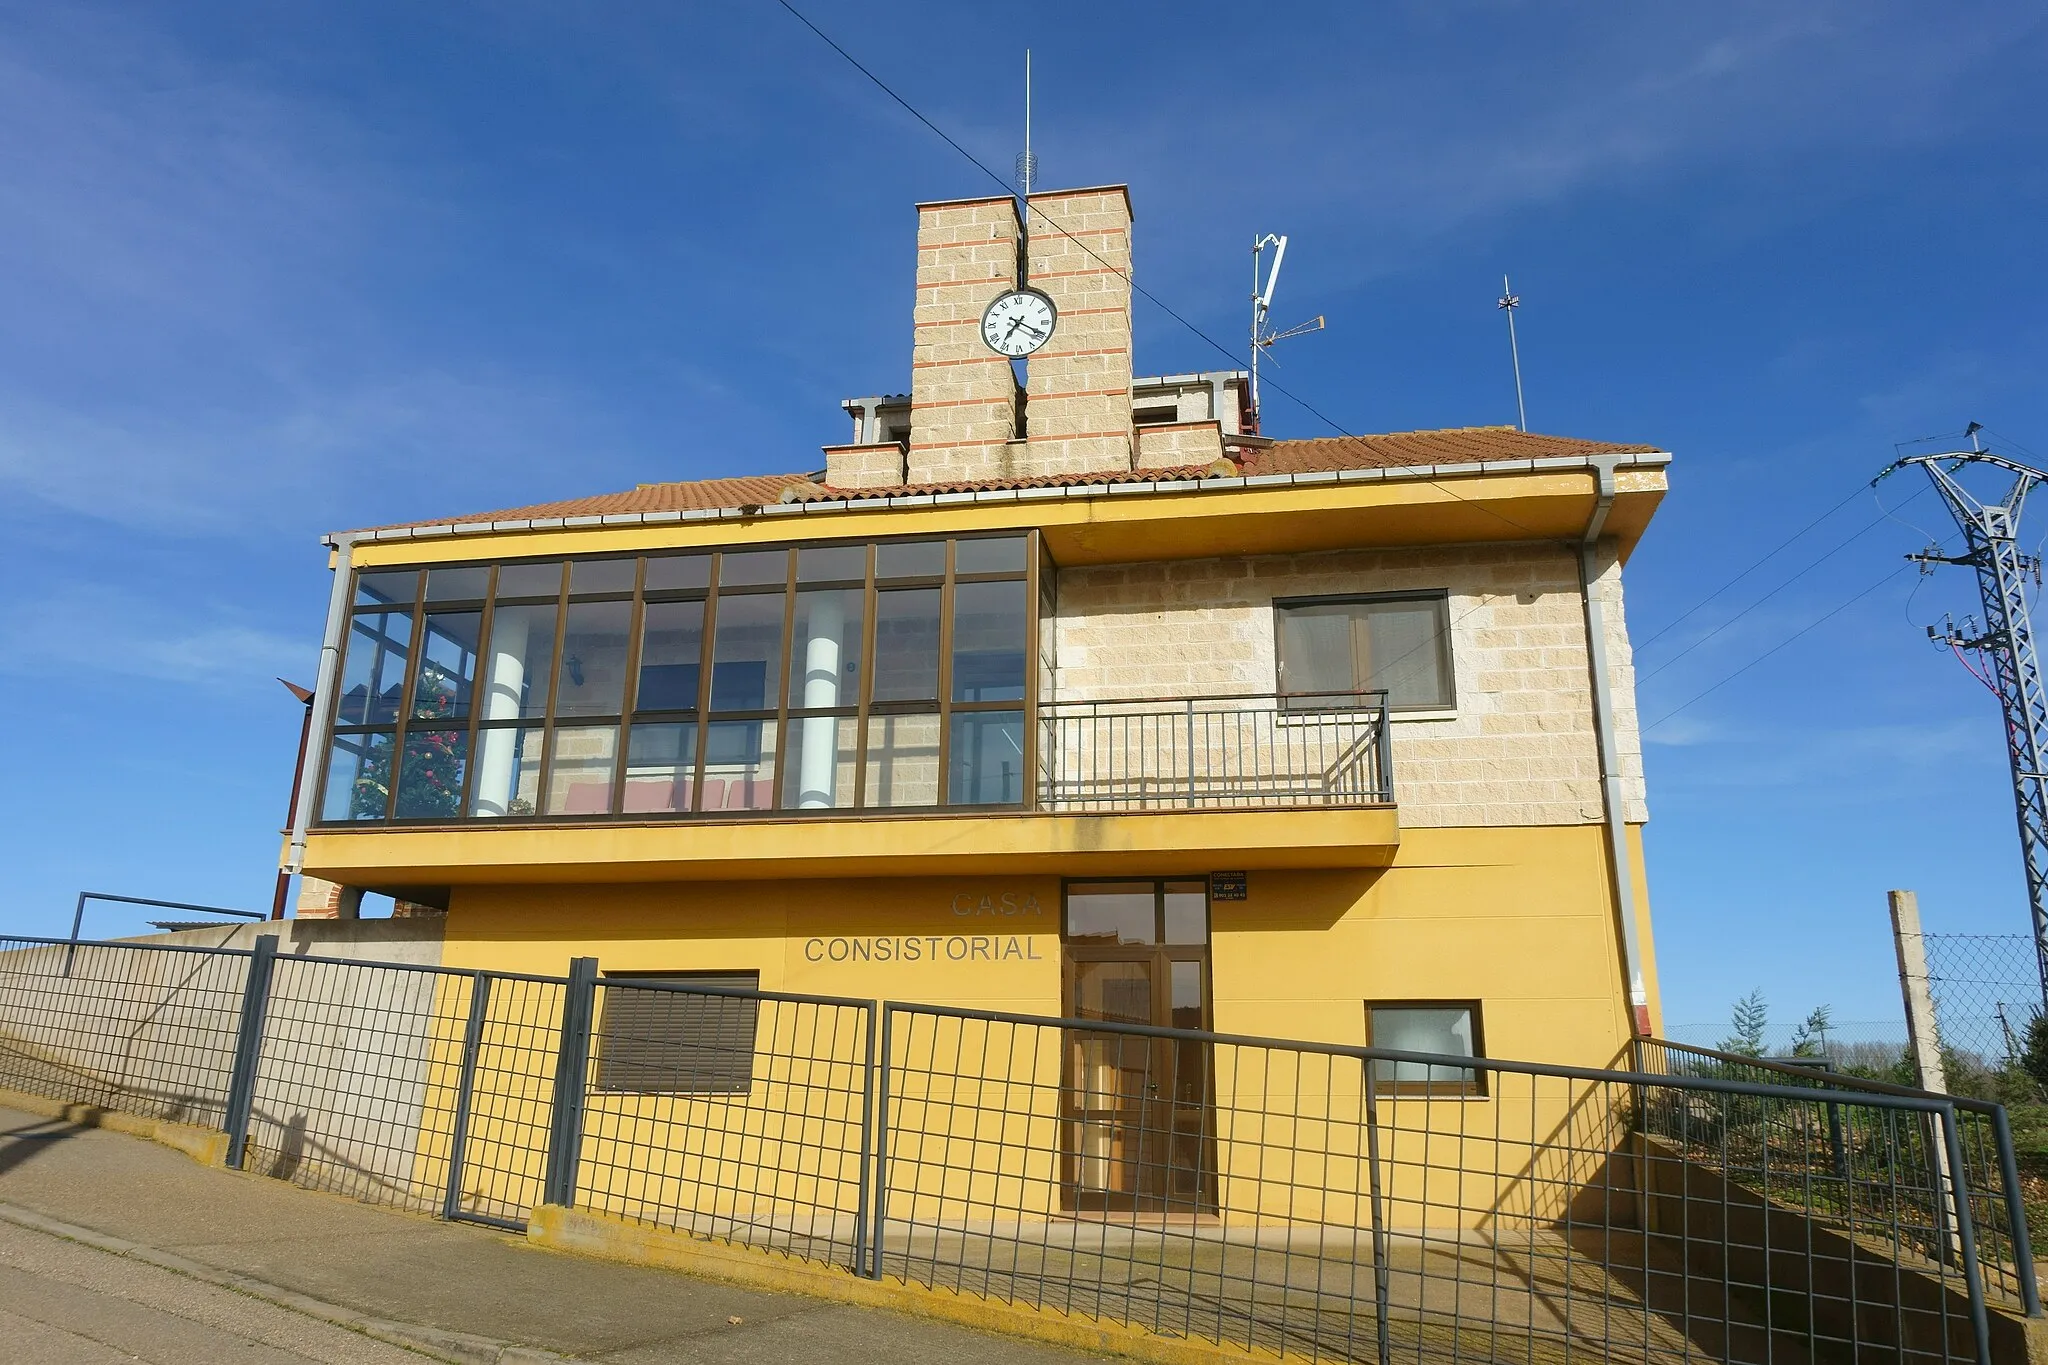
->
[0,583,313,688]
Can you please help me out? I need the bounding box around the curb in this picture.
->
[0,1202,567,1365]
[0,1087,229,1167]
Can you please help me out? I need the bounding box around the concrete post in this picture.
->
[1890,889,1948,1093]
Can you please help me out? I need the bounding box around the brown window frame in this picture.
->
[313,530,1038,828]
[1274,591,1455,713]
[1363,999,1487,1098]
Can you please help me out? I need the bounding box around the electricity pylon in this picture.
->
[1878,440,2048,1008]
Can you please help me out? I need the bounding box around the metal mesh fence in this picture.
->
[0,931,2038,1364]
[0,936,250,1127]
[1920,933,2045,1070]
[576,979,874,1267]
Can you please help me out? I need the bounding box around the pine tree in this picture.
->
[1720,990,1769,1057]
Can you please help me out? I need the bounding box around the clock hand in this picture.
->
[1002,316,1027,340]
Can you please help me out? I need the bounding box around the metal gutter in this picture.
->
[332,451,1672,547]
[1576,454,1651,1035]
[286,535,357,878]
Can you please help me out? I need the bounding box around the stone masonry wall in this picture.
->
[908,196,1021,484]
[1053,542,1649,828]
[1022,188,1134,477]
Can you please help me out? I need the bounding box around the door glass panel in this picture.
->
[1163,883,1208,944]
[863,712,939,807]
[480,604,555,721]
[950,581,1026,701]
[556,600,632,718]
[635,600,703,712]
[338,609,412,727]
[413,613,481,721]
[623,722,696,813]
[872,588,940,702]
[470,725,543,817]
[546,725,619,815]
[710,592,785,712]
[1065,884,1155,945]
[1072,961,1152,1197]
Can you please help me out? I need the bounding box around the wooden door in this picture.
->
[1062,880,1214,1213]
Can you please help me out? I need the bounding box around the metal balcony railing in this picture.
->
[1036,690,1391,812]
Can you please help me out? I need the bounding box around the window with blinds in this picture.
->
[594,971,761,1094]
[1275,593,1454,711]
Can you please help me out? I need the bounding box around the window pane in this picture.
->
[783,715,857,809]
[624,722,697,813]
[480,603,555,721]
[495,562,562,599]
[718,550,788,587]
[546,725,619,815]
[1363,600,1450,708]
[862,712,939,807]
[470,725,543,817]
[1164,882,1207,944]
[709,591,785,711]
[955,536,1026,575]
[951,580,1026,701]
[644,554,710,593]
[702,720,778,811]
[872,588,940,702]
[788,589,863,713]
[321,732,392,821]
[354,569,416,608]
[424,566,489,602]
[797,544,866,582]
[1277,604,1356,697]
[394,729,468,819]
[412,612,480,722]
[947,710,1024,805]
[635,600,703,713]
[556,600,632,718]
[338,609,412,727]
[570,558,636,596]
[876,540,945,579]
[1369,1006,1477,1087]
[1065,883,1155,945]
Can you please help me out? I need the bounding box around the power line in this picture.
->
[1639,507,1904,682]
[1644,563,1912,731]
[769,0,1553,546]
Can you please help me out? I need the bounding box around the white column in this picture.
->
[473,610,530,816]
[796,593,845,808]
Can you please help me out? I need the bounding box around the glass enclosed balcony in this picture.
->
[316,533,1393,829]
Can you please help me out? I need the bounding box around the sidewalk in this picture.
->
[0,1104,1101,1364]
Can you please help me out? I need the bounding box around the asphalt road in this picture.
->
[0,1216,433,1364]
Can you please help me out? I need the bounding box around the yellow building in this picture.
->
[283,184,1669,1219]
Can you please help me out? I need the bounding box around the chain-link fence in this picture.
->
[1918,934,2046,1072]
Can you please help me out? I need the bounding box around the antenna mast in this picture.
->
[1014,50,1036,290]
[1498,275,1526,432]
[1248,234,1325,434]
[1879,429,2048,1009]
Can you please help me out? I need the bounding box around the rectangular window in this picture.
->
[1276,594,1453,711]
[1364,1002,1484,1096]
[596,971,762,1094]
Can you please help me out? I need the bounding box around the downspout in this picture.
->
[286,535,357,879]
[1577,456,1651,1036]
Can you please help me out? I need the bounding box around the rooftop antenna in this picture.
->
[1249,233,1326,434]
[1015,50,1037,197]
[1498,274,1527,432]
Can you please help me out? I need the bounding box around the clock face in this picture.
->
[980,289,1057,357]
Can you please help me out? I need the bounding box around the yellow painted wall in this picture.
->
[420,822,1651,1232]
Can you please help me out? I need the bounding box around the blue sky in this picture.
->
[1,2,2044,1033]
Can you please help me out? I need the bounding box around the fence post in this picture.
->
[543,957,598,1209]
[222,933,279,1170]
[853,1001,878,1277]
[1360,1054,1392,1365]
[442,972,493,1221]
[1938,1102,1995,1365]
[1375,698,1393,800]
[869,1004,893,1280]
[1989,1102,2045,1316]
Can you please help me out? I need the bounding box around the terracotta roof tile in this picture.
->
[350,427,1663,535]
